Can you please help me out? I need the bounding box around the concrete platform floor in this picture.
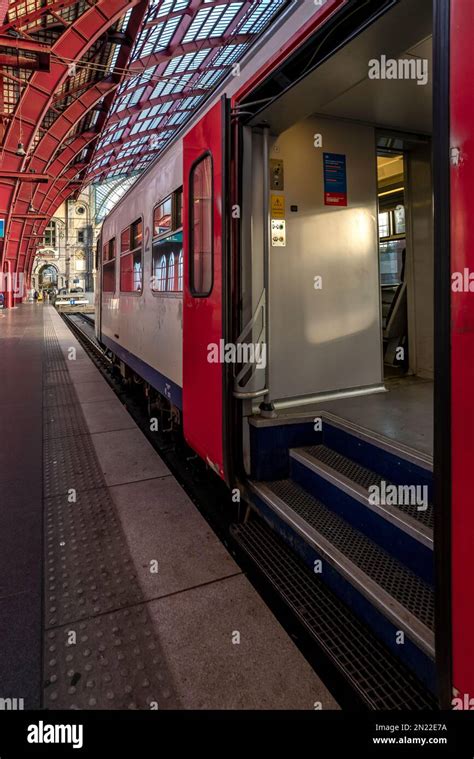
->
[0,303,339,710]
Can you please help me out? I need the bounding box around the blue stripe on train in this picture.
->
[102,334,183,410]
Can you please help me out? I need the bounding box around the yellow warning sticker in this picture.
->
[270,194,285,219]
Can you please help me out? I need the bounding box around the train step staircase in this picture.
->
[232,412,436,709]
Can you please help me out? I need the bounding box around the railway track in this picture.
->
[61,312,108,362]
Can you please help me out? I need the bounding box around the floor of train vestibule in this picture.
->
[267,377,433,458]
[0,303,339,710]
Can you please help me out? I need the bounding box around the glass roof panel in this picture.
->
[84,0,291,187]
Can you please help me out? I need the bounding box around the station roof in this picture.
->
[0,0,290,282]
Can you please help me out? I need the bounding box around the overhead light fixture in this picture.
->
[28,202,36,213]
[16,142,26,156]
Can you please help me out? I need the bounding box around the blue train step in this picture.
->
[248,478,436,692]
[289,444,433,583]
[231,517,437,710]
[320,412,433,501]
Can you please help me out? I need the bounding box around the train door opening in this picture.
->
[239,0,434,455]
[232,0,445,707]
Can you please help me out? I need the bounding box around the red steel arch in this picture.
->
[0,0,142,300]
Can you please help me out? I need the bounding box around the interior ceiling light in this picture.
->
[16,142,26,156]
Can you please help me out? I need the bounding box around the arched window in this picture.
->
[177,250,183,291]
[167,253,175,291]
[155,254,167,291]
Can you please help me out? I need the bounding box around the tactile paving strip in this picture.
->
[44,487,144,627]
[42,312,180,709]
[43,382,79,408]
[301,445,433,529]
[43,435,105,499]
[44,606,181,710]
[44,404,88,441]
[266,479,434,631]
[44,369,72,387]
[232,519,436,711]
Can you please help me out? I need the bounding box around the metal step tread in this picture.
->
[231,518,436,710]
[295,444,433,530]
[255,479,434,645]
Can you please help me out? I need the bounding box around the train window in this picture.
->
[120,219,142,293]
[190,154,213,296]
[151,231,183,293]
[154,198,172,237]
[131,219,142,249]
[103,238,115,262]
[167,253,175,291]
[102,238,116,292]
[394,205,406,235]
[121,227,130,252]
[174,188,183,229]
[154,254,167,292]
[378,211,390,239]
[177,250,183,291]
[103,261,115,292]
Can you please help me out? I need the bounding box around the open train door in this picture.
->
[182,96,231,481]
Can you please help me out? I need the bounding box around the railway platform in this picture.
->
[0,302,338,711]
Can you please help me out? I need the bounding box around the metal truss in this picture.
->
[0,0,290,287]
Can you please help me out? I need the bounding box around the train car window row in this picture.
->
[101,189,183,295]
[120,218,143,293]
[152,187,183,294]
[190,154,213,297]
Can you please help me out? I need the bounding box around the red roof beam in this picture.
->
[0,171,50,182]
[0,34,50,70]
[1,0,84,33]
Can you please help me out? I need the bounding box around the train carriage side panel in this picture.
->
[100,142,184,407]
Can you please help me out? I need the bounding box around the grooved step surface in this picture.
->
[299,444,433,529]
[232,519,436,711]
[264,479,434,632]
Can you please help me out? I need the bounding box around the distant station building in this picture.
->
[31,187,99,295]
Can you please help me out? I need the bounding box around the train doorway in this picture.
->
[232,0,447,708]
[239,0,433,455]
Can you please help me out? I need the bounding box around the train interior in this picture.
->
[235,0,437,702]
